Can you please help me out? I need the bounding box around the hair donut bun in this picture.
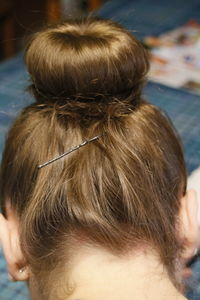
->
[25,18,149,119]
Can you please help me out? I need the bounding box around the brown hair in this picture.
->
[0,17,186,299]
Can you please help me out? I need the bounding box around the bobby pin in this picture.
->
[38,135,100,169]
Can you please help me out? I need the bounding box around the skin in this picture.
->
[66,247,186,300]
[0,190,199,300]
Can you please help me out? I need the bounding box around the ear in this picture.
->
[0,203,29,281]
[178,189,199,260]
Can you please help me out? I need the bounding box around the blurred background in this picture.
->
[0,0,107,61]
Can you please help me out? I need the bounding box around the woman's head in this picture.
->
[0,17,197,299]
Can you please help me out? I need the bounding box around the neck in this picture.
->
[66,246,187,300]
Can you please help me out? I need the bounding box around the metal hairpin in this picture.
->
[38,135,100,169]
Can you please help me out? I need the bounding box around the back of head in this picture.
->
[0,17,186,299]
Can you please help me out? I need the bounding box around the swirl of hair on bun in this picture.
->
[25,17,149,120]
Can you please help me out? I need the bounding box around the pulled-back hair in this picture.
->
[0,17,186,299]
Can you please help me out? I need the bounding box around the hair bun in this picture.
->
[25,18,149,119]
